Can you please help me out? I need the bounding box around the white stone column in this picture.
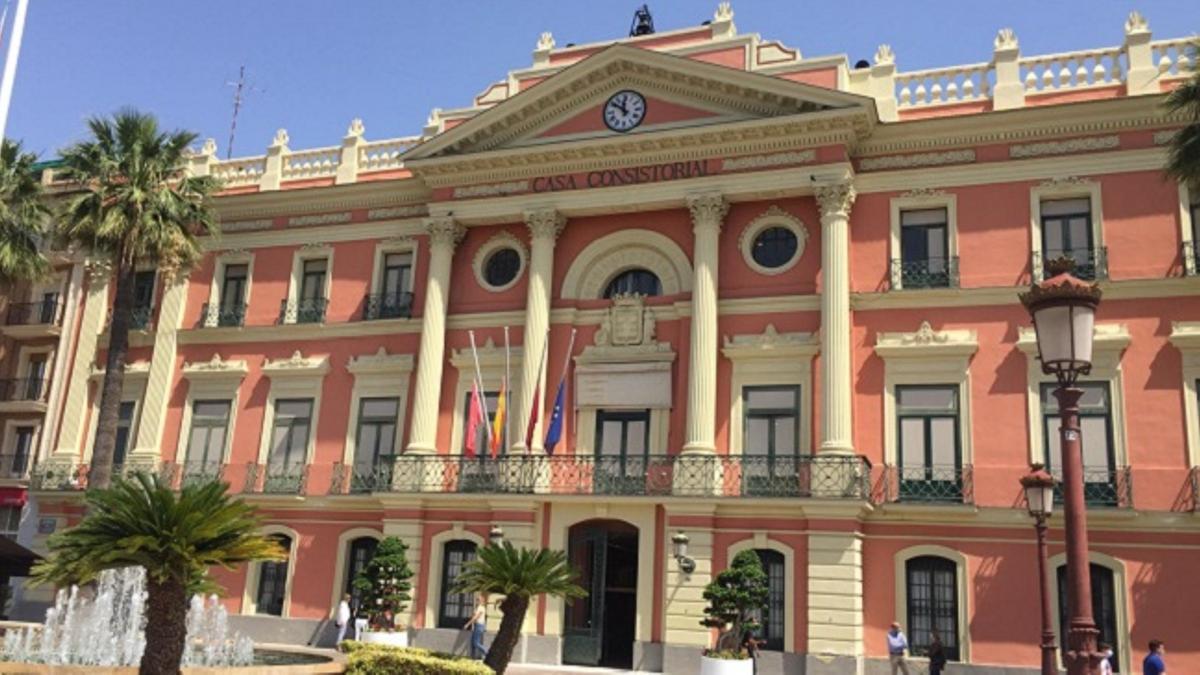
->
[514,208,564,454]
[816,182,856,455]
[129,273,189,464]
[405,216,466,454]
[806,530,865,669]
[53,261,110,459]
[682,193,728,455]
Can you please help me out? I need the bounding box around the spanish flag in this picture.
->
[489,378,507,458]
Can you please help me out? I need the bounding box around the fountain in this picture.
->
[0,566,254,667]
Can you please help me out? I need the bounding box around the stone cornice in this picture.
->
[1169,322,1200,350]
[722,324,819,360]
[181,354,250,381]
[347,347,415,376]
[874,321,979,359]
[262,351,330,377]
[213,177,430,222]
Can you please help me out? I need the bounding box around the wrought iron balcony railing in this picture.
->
[200,302,247,328]
[0,378,47,403]
[890,257,959,290]
[1051,466,1132,508]
[880,464,974,505]
[331,460,396,494]
[159,460,226,489]
[0,452,32,480]
[244,462,309,494]
[361,292,414,320]
[29,461,90,491]
[1183,240,1198,276]
[1191,466,1200,512]
[5,296,63,326]
[279,297,327,325]
[1034,247,1108,282]
[129,305,154,330]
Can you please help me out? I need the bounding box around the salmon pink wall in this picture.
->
[447,223,529,315]
[777,67,839,90]
[719,197,823,298]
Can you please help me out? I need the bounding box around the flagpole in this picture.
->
[525,330,550,454]
[0,0,28,142]
[467,331,492,449]
[504,326,511,454]
[549,329,577,453]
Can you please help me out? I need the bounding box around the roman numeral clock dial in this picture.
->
[603,90,646,132]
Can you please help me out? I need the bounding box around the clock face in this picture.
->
[603,90,646,132]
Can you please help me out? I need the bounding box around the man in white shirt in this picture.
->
[335,593,352,646]
[886,621,911,675]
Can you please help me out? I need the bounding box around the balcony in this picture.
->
[880,464,973,505]
[1183,241,1198,276]
[0,452,32,481]
[159,460,226,489]
[1051,466,1132,508]
[200,302,247,328]
[244,463,309,495]
[129,305,154,330]
[1034,247,1108,282]
[0,378,48,414]
[279,297,327,325]
[890,257,959,290]
[3,297,64,339]
[361,292,414,321]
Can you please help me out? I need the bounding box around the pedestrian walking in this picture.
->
[928,629,948,675]
[886,621,911,675]
[1098,642,1114,675]
[1143,639,1166,675]
[740,628,763,675]
[464,594,488,661]
[334,593,352,647]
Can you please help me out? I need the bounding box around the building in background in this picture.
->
[8,5,1200,673]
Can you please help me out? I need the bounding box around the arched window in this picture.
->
[754,549,785,651]
[256,534,291,616]
[1057,563,1120,671]
[604,269,661,298]
[905,556,959,660]
[345,537,378,610]
[438,540,479,629]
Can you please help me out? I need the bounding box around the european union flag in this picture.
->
[543,380,566,454]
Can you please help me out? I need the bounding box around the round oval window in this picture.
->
[751,226,799,269]
[484,248,521,288]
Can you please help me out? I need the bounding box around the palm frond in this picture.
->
[451,542,587,603]
[1165,41,1200,183]
[0,139,49,283]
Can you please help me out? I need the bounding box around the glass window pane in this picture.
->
[1041,198,1090,217]
[926,228,947,259]
[1080,417,1111,468]
[600,420,623,455]
[746,387,797,410]
[205,427,225,464]
[1044,220,1067,253]
[900,418,926,468]
[362,398,399,419]
[626,420,647,454]
[357,425,379,463]
[773,417,796,455]
[303,259,327,274]
[930,418,957,465]
[901,208,948,227]
[276,400,312,419]
[186,426,209,460]
[745,418,769,456]
[194,400,231,422]
[897,387,957,412]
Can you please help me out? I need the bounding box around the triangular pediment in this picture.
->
[404,44,875,161]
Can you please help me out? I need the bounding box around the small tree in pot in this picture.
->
[352,536,414,646]
[699,550,770,674]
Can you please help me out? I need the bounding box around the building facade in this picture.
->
[8,5,1200,673]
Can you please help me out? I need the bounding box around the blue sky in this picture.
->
[6,1,1197,159]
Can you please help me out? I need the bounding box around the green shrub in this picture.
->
[342,642,493,675]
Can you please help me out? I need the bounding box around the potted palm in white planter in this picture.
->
[353,536,414,648]
[699,550,770,675]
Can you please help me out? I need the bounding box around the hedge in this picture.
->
[341,642,494,675]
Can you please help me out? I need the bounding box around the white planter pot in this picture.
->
[360,630,408,648]
[700,655,754,675]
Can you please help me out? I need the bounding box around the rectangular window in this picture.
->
[0,505,20,540]
[23,354,47,400]
[1041,198,1098,279]
[219,263,248,326]
[743,386,801,497]
[381,253,412,296]
[300,259,327,301]
[185,400,231,466]
[1041,382,1117,505]
[896,385,962,502]
[113,401,138,467]
[899,208,951,288]
[131,270,157,329]
[7,426,35,479]
[38,291,60,323]
[594,409,650,495]
[438,540,479,629]
[268,399,313,469]
[355,397,399,468]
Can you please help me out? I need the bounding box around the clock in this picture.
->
[603,90,646,132]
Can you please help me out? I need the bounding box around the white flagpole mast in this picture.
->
[555,328,577,449]
[0,0,29,142]
[467,331,492,450]
[526,330,550,454]
[504,326,511,454]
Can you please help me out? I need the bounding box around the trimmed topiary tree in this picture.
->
[353,536,414,631]
[700,549,770,656]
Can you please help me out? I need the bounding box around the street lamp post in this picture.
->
[1021,465,1058,675]
[1020,257,1103,675]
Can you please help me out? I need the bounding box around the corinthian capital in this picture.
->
[815,182,857,220]
[524,208,566,240]
[687,193,729,231]
[425,216,466,249]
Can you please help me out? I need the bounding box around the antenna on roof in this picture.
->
[224,65,265,159]
[629,4,655,37]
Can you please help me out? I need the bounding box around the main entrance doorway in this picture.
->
[563,519,639,668]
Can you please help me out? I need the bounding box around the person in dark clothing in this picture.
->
[928,629,948,675]
[741,629,763,675]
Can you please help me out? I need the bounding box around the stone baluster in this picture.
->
[515,209,565,453]
[406,217,466,454]
[992,28,1024,110]
[336,119,364,185]
[1123,11,1156,95]
[682,193,728,455]
[188,139,218,177]
[261,129,289,191]
[815,182,856,455]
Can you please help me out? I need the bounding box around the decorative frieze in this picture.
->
[1009,135,1119,158]
[720,150,815,172]
[1153,130,1176,146]
[182,353,250,381]
[367,206,427,220]
[452,180,530,199]
[347,347,415,375]
[859,149,976,171]
[262,350,330,376]
[287,212,352,228]
[722,324,818,356]
[221,219,273,233]
[899,187,949,200]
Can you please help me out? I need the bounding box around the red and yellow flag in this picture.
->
[489,379,507,458]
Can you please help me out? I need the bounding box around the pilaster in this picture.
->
[682,193,727,455]
[52,261,110,459]
[815,182,856,455]
[515,208,565,453]
[129,273,189,464]
[406,216,466,454]
[806,529,864,674]
[38,262,84,459]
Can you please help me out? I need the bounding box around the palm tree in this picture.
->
[0,139,49,284]
[452,542,586,674]
[1165,41,1200,184]
[32,474,284,675]
[57,109,220,489]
